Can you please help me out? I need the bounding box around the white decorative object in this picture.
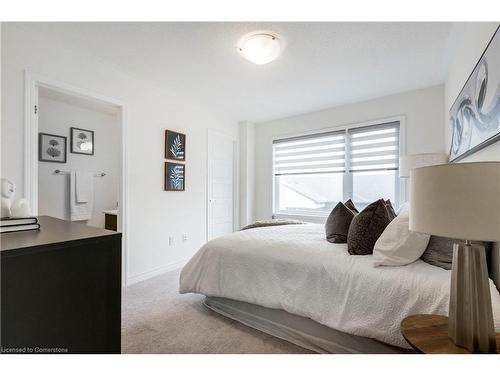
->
[1,178,16,218]
[10,198,32,218]
[399,153,447,178]
[373,205,431,267]
[410,161,500,353]
[0,178,32,218]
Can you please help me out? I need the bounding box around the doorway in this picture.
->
[37,86,121,228]
[24,71,128,282]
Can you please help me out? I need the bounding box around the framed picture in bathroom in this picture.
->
[39,133,67,163]
[164,162,185,191]
[70,127,95,155]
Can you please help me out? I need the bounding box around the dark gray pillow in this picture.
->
[344,199,359,214]
[347,199,393,255]
[421,236,490,270]
[385,200,397,220]
[325,200,358,243]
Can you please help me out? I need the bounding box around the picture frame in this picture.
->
[70,127,95,155]
[164,162,185,191]
[38,133,67,163]
[165,130,186,161]
[449,26,500,162]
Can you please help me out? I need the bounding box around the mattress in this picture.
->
[179,224,500,349]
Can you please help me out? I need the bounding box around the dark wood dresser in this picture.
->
[1,216,121,354]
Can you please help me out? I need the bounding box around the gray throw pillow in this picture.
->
[347,199,393,255]
[325,200,358,243]
[421,236,490,270]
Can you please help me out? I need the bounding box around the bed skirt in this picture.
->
[204,297,413,354]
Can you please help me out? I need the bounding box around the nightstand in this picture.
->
[401,314,500,354]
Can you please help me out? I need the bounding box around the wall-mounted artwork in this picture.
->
[70,127,95,155]
[39,133,67,163]
[449,26,500,162]
[164,162,185,191]
[165,130,186,161]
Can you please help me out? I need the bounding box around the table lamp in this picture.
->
[410,161,500,353]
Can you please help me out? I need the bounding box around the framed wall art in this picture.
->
[39,133,67,163]
[164,162,185,191]
[165,130,186,161]
[70,127,95,155]
[449,26,500,162]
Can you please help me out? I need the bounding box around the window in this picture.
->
[273,121,400,217]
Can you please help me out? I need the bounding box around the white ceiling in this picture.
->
[24,22,455,123]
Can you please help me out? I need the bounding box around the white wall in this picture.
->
[253,85,445,221]
[1,23,238,285]
[444,23,500,161]
[239,121,255,227]
[38,95,120,228]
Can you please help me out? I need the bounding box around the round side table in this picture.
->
[401,314,500,354]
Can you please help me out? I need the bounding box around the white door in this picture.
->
[207,130,236,241]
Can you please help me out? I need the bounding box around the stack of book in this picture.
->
[0,217,40,233]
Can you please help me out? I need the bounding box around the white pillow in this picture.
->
[372,206,430,267]
[396,201,410,216]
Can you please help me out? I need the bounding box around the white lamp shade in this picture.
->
[409,162,500,241]
[399,153,448,177]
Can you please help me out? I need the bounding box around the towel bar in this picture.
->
[54,169,106,177]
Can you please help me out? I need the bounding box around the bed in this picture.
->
[179,224,500,353]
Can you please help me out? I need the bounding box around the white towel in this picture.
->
[70,171,93,221]
[76,171,93,203]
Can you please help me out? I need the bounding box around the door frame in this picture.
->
[24,70,130,284]
[206,129,239,241]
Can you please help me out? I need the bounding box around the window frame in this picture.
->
[272,116,406,221]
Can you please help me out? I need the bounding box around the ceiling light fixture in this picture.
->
[237,32,283,65]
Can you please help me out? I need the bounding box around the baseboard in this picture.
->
[126,258,190,286]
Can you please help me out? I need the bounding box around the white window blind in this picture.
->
[273,121,401,217]
[348,122,400,172]
[273,130,346,176]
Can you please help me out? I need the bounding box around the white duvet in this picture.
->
[179,224,500,349]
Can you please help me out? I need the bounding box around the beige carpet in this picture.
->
[122,268,312,353]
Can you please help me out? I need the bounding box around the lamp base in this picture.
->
[448,242,497,353]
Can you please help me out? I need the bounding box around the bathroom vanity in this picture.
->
[103,209,118,231]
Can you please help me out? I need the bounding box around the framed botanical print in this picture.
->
[164,162,185,191]
[70,127,95,155]
[165,130,186,161]
[39,133,67,163]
